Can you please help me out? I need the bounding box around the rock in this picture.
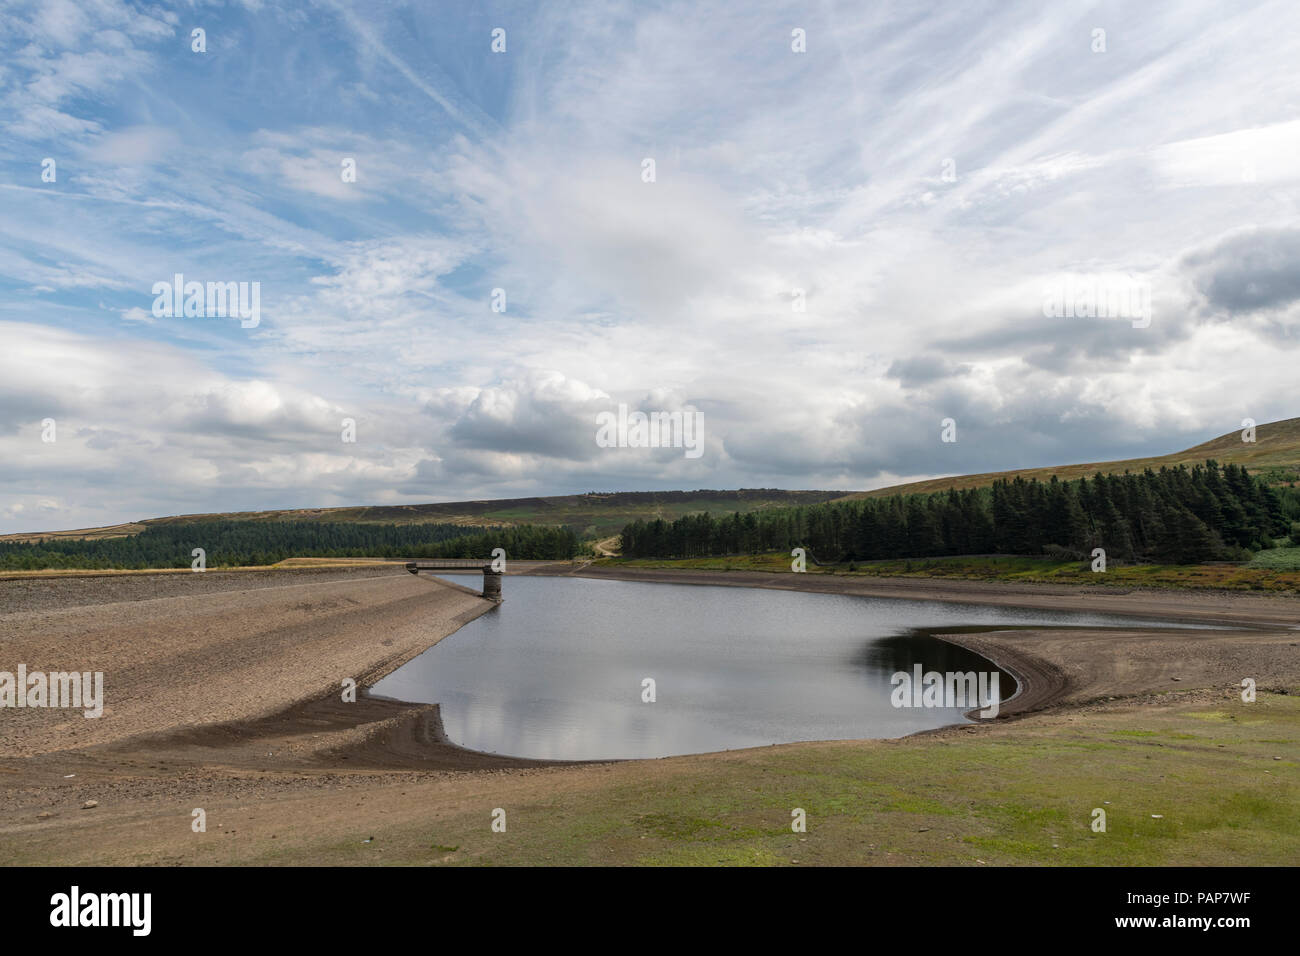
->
[81,800,98,809]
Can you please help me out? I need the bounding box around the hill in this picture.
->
[843,417,1300,501]
[2,490,846,544]
[6,418,1296,545]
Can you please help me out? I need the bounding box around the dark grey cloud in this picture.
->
[936,308,1187,373]
[1184,227,1300,313]
[0,390,72,435]
[885,355,972,388]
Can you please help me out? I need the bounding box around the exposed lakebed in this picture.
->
[371,576,1199,760]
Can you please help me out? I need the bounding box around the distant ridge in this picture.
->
[6,419,1297,543]
[1,489,844,543]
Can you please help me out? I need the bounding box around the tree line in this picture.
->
[0,520,580,570]
[619,461,1297,565]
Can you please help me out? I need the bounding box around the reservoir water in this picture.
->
[371,575,1194,760]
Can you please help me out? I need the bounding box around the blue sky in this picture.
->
[2,0,1299,532]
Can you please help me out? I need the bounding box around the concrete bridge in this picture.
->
[405,560,503,602]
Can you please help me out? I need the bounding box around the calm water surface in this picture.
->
[370,576,1192,760]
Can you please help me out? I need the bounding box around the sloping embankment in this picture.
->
[0,568,494,757]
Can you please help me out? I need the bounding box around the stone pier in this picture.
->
[405,560,504,603]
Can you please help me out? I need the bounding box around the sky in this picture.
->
[1,0,1298,533]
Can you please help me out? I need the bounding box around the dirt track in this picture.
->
[1,564,1298,865]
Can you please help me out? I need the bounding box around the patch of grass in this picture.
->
[963,835,1046,856]
[636,845,786,866]
[1247,546,1300,570]
[174,693,1300,868]
[636,812,741,840]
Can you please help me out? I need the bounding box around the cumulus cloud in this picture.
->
[447,371,610,461]
[0,323,427,527]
